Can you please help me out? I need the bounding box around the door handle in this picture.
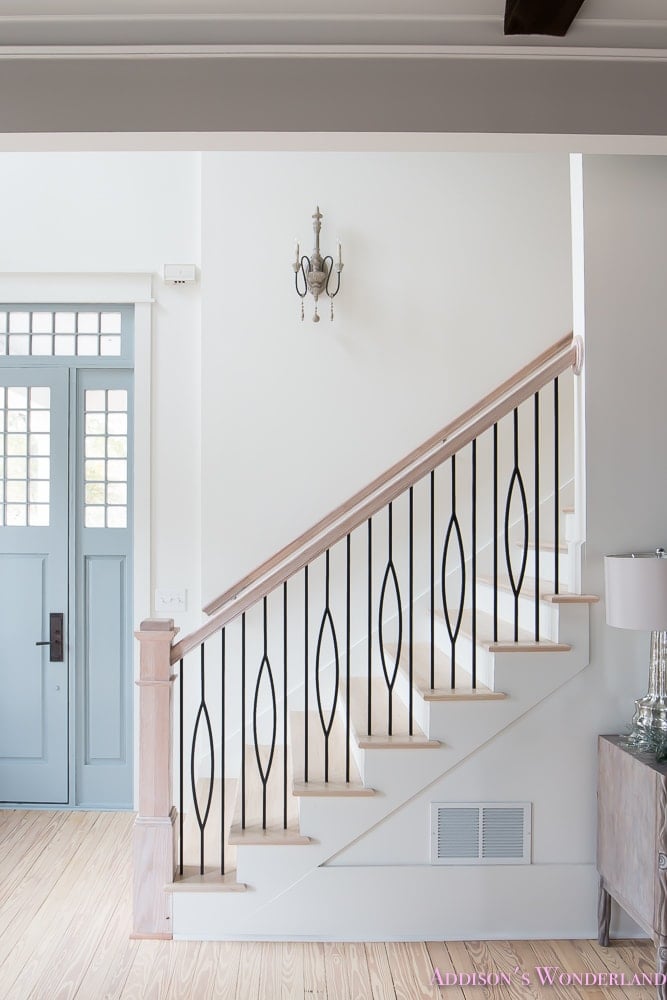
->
[35,613,64,662]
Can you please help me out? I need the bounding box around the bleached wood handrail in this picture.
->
[171,332,580,665]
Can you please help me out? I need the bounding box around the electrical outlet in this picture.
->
[155,589,187,613]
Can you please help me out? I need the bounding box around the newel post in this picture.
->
[132,618,179,939]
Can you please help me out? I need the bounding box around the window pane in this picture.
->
[100,312,121,334]
[9,312,30,333]
[100,336,121,356]
[54,335,76,356]
[8,388,28,409]
[107,507,127,528]
[32,312,53,333]
[77,312,99,333]
[77,335,99,356]
[31,335,53,356]
[55,312,76,333]
[29,505,49,527]
[85,507,105,528]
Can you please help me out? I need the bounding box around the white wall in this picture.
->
[200,151,573,603]
[326,153,667,938]
[0,151,203,632]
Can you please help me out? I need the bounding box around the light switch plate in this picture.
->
[155,589,187,613]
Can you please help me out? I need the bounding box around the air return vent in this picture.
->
[430,803,531,865]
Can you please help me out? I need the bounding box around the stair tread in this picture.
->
[520,539,568,553]
[290,711,374,796]
[169,870,248,893]
[229,745,311,845]
[476,574,598,604]
[347,677,440,748]
[396,643,506,700]
[438,608,571,651]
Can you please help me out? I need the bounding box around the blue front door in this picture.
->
[0,304,134,807]
[0,368,69,803]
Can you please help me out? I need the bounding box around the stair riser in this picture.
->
[522,545,569,585]
[473,580,560,641]
[432,618,495,689]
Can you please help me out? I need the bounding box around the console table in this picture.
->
[598,734,667,995]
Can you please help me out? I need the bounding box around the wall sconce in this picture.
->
[292,206,343,323]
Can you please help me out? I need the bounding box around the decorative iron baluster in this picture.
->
[493,423,498,644]
[408,485,414,735]
[304,565,309,783]
[283,581,288,830]
[471,439,477,690]
[241,613,246,829]
[534,392,540,641]
[554,377,560,594]
[504,408,529,641]
[221,630,226,875]
[430,470,435,689]
[367,518,372,736]
[191,644,215,875]
[179,657,184,876]
[253,596,277,830]
[316,550,340,781]
[346,532,351,783]
[442,454,466,689]
[378,502,403,736]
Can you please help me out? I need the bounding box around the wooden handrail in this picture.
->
[171,332,578,664]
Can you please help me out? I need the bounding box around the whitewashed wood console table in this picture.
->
[598,734,667,997]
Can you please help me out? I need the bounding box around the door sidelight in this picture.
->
[35,613,64,662]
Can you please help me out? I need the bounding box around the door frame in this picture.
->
[0,273,153,809]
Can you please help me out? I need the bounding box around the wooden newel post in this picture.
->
[132,618,179,939]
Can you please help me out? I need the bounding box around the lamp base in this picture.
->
[633,695,667,733]
[631,629,667,734]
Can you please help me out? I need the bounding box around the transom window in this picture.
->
[0,309,122,358]
[84,389,128,529]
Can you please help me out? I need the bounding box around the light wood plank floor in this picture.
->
[0,810,656,1000]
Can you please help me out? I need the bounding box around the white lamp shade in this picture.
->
[605,553,667,631]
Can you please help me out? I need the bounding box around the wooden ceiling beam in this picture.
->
[504,0,586,37]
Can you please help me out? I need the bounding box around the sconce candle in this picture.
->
[292,206,343,323]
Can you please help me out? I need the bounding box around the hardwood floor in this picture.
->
[0,810,656,999]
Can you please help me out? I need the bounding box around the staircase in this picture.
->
[133,332,596,941]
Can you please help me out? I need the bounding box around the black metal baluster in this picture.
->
[241,613,246,829]
[442,454,465,689]
[534,392,540,641]
[316,550,340,782]
[179,658,183,877]
[221,630,225,875]
[304,565,309,783]
[346,532,351,783]
[283,581,288,830]
[554,377,560,594]
[253,596,276,830]
[191,644,214,875]
[379,502,402,736]
[504,408,529,642]
[471,439,477,690]
[367,518,372,735]
[409,486,414,736]
[430,470,435,690]
[493,423,498,644]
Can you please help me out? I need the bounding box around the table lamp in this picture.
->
[605,548,667,733]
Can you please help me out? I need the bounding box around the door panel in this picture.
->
[0,369,69,803]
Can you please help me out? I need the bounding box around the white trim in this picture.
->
[2,44,667,62]
[0,272,152,811]
[2,132,667,155]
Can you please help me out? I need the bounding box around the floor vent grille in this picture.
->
[431,802,531,865]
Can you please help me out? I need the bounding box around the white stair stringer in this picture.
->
[171,600,591,940]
